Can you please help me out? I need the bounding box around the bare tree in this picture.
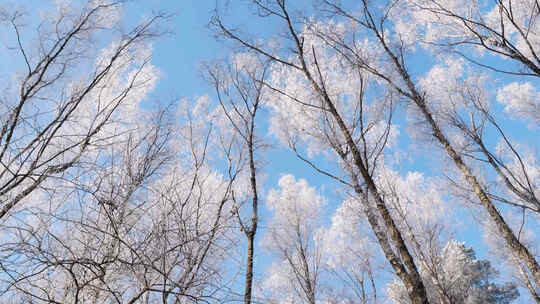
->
[315,0,540,298]
[0,107,172,303]
[403,0,540,79]
[320,196,383,304]
[0,1,243,302]
[211,2,432,303]
[385,6,540,298]
[387,240,519,304]
[388,0,540,215]
[0,0,165,222]
[204,52,270,304]
[262,174,325,304]
[0,102,241,303]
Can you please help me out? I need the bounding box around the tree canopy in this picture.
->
[0,0,538,303]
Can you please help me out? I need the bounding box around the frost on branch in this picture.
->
[409,58,489,140]
[0,0,162,223]
[267,20,398,160]
[319,197,382,303]
[376,167,450,247]
[387,240,519,304]
[263,174,325,304]
[397,0,540,75]
[0,103,238,302]
[497,82,540,127]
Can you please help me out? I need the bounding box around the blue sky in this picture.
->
[123,1,341,193]
[2,1,536,302]
[125,1,218,99]
[123,0,341,288]
[123,0,509,273]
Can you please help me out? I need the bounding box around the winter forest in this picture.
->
[0,0,539,303]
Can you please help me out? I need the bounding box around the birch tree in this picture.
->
[204,52,269,304]
[0,0,164,222]
[392,0,540,214]
[387,240,519,304]
[388,2,540,297]
[0,98,240,303]
[319,197,382,304]
[212,2,432,303]
[315,0,540,300]
[0,1,242,302]
[262,174,325,304]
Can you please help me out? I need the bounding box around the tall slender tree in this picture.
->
[318,0,540,299]
[212,2,432,303]
[204,52,270,304]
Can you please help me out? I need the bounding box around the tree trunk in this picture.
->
[383,40,540,288]
[299,42,430,304]
[244,134,258,304]
[244,231,255,304]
